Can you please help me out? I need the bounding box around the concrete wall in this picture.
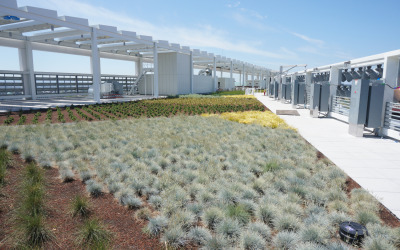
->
[158,53,178,96]
[194,75,214,93]
[177,53,190,95]
[157,52,190,96]
[218,77,235,90]
[138,74,153,95]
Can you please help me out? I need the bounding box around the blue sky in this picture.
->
[1,0,399,75]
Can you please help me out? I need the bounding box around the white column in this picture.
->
[90,27,101,102]
[242,64,245,87]
[153,42,159,97]
[230,61,233,79]
[252,66,255,88]
[190,51,194,94]
[328,67,340,115]
[380,56,400,136]
[18,41,36,99]
[213,56,217,91]
[136,57,143,75]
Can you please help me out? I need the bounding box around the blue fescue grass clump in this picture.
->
[161,226,187,248]
[117,190,142,209]
[273,231,299,249]
[203,207,224,230]
[85,179,103,197]
[248,222,271,241]
[202,235,228,250]
[145,216,168,236]
[241,230,266,250]
[216,218,241,243]
[187,226,212,245]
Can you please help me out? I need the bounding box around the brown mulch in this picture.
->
[0,153,163,249]
[317,150,400,228]
[0,153,25,248]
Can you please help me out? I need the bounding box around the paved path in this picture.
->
[256,93,400,219]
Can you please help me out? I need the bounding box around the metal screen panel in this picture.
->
[332,96,351,116]
[0,72,24,96]
[384,102,400,132]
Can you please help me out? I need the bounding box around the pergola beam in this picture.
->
[28,28,89,42]
[0,20,44,31]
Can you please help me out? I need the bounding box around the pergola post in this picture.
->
[90,27,101,103]
[153,42,159,97]
[190,51,193,94]
[251,66,255,88]
[230,60,233,82]
[213,56,217,91]
[242,64,245,87]
[136,57,143,75]
[18,41,36,100]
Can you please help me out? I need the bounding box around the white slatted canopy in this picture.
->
[0,0,271,99]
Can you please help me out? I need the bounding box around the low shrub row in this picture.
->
[4,115,14,125]
[56,107,65,123]
[14,162,53,248]
[32,112,41,124]
[66,107,77,121]
[0,148,10,185]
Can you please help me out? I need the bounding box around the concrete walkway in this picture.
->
[256,93,400,219]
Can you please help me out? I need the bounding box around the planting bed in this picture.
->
[0,149,162,249]
[1,113,399,249]
[0,96,265,126]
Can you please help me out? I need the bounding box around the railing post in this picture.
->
[379,56,400,136]
[56,74,60,94]
[75,75,79,93]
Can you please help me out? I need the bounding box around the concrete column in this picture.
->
[242,64,245,87]
[251,66,255,88]
[153,42,159,97]
[230,60,233,79]
[90,27,101,102]
[136,57,143,75]
[328,67,340,116]
[18,41,36,99]
[280,76,286,103]
[291,75,297,108]
[190,51,193,94]
[379,56,400,136]
[305,72,312,95]
[213,56,217,91]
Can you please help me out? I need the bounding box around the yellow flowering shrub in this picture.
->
[202,111,296,130]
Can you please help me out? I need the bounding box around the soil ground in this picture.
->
[0,153,162,249]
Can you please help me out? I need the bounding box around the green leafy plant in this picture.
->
[76,218,112,249]
[71,195,91,218]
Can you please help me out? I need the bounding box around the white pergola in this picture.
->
[0,0,271,102]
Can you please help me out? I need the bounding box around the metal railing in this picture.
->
[34,72,137,95]
[384,102,400,132]
[0,70,24,96]
[332,96,351,116]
